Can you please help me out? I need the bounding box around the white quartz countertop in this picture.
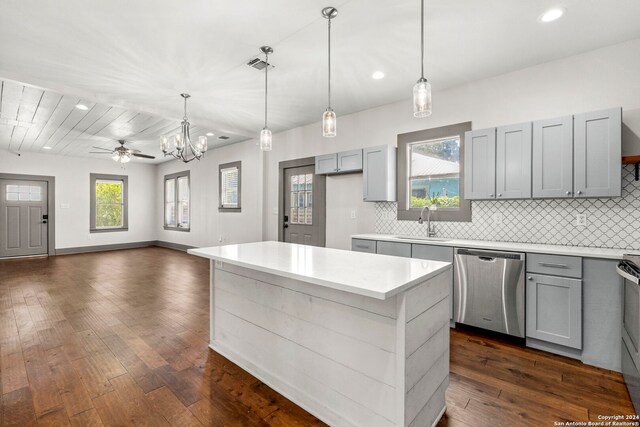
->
[188,241,451,300]
[352,234,631,260]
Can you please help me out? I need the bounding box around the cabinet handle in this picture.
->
[355,245,369,249]
[576,190,582,195]
[489,193,494,197]
[538,262,567,269]
[527,276,533,281]
[497,193,502,197]
[334,168,339,172]
[566,191,571,196]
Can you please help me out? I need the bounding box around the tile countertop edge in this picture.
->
[187,245,452,301]
[351,234,630,260]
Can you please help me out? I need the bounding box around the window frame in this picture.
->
[90,173,128,233]
[397,122,472,222]
[218,161,241,212]
[164,170,190,232]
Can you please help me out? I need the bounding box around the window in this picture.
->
[397,122,472,222]
[164,171,190,231]
[290,173,313,225]
[219,161,241,212]
[90,174,128,232]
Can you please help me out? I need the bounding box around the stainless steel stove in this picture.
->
[618,254,640,414]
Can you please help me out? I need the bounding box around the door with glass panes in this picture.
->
[283,165,325,247]
[0,179,48,257]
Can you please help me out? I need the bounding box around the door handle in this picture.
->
[283,223,289,229]
[42,220,48,224]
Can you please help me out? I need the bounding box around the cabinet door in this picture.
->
[464,128,496,200]
[315,154,337,174]
[363,145,396,202]
[526,274,582,349]
[376,241,411,257]
[337,149,363,173]
[412,244,454,320]
[574,107,622,198]
[532,116,573,198]
[496,122,532,199]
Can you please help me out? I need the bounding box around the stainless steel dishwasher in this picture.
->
[454,248,525,338]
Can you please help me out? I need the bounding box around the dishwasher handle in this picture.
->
[456,248,524,260]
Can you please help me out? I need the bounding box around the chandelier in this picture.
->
[160,93,208,163]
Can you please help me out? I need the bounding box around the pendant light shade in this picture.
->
[413,0,432,118]
[322,7,338,138]
[259,46,274,151]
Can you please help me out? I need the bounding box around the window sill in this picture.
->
[218,207,241,213]
[164,226,191,232]
[90,228,128,233]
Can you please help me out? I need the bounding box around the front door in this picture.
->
[0,179,48,257]
[283,165,325,247]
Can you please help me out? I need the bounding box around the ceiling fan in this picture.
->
[90,139,155,163]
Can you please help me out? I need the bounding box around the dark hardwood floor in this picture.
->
[0,247,634,426]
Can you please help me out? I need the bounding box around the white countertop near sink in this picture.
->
[352,233,631,260]
[188,241,452,300]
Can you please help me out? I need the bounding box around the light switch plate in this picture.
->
[350,210,357,220]
[272,207,278,215]
[576,213,587,226]
[60,203,70,209]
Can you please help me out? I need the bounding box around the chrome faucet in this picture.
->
[418,205,436,237]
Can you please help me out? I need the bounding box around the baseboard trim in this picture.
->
[153,241,196,252]
[56,241,157,255]
[55,240,195,255]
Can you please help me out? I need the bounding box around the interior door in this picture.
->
[283,165,326,247]
[0,179,48,257]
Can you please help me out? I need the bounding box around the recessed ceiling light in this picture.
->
[372,71,385,80]
[75,103,89,111]
[43,146,52,150]
[539,7,565,23]
[206,132,214,136]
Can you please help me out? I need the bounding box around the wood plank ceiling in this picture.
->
[0,80,219,163]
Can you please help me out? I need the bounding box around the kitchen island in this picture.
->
[188,241,452,427]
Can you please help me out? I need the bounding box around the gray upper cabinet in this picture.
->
[573,107,622,198]
[337,149,363,173]
[526,273,582,350]
[315,153,338,174]
[363,145,397,202]
[532,116,574,198]
[496,122,532,199]
[464,128,496,200]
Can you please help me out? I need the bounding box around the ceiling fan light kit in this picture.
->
[161,93,208,163]
[91,140,156,164]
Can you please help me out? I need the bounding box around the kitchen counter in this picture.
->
[188,241,450,300]
[352,233,630,260]
[189,241,452,426]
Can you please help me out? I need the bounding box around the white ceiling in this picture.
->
[1,0,639,162]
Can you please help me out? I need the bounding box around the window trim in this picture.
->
[164,170,190,232]
[397,122,472,222]
[218,161,241,212]
[90,173,128,233]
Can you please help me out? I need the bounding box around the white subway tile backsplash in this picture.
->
[375,165,640,250]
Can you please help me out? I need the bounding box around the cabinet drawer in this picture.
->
[352,239,376,254]
[527,253,582,278]
[376,241,411,258]
[411,244,453,262]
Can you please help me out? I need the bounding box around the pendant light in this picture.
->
[259,46,274,151]
[322,6,338,137]
[413,0,432,117]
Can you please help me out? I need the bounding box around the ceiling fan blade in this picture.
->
[91,146,113,151]
[89,151,113,154]
[127,148,141,153]
[132,153,156,159]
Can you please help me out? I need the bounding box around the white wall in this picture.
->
[155,140,263,248]
[255,38,640,249]
[0,150,156,250]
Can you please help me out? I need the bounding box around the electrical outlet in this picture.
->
[218,236,223,242]
[492,213,503,226]
[350,209,357,220]
[576,213,587,226]
[60,203,70,209]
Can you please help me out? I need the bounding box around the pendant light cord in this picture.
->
[420,0,425,79]
[328,16,332,109]
[264,51,269,128]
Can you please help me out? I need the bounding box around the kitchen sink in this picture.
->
[392,235,451,243]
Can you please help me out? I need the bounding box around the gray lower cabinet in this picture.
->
[363,145,396,202]
[574,107,622,198]
[532,115,574,198]
[464,128,496,200]
[496,122,532,199]
[351,239,376,253]
[412,244,454,320]
[376,241,411,257]
[526,273,582,350]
